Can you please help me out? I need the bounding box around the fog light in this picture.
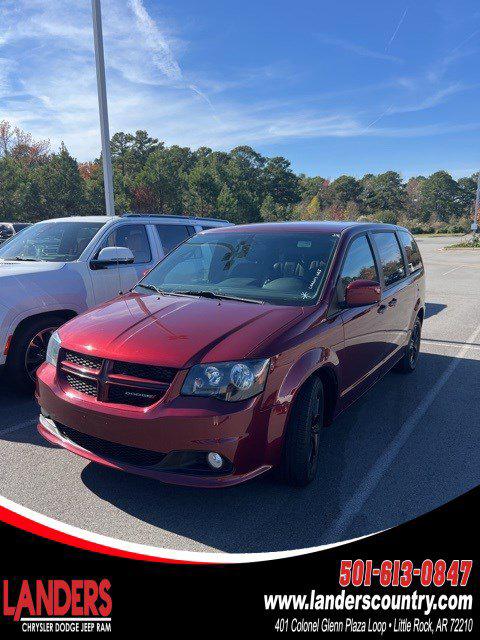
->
[207,452,223,470]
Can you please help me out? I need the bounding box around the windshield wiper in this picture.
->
[175,290,265,305]
[137,284,264,305]
[136,283,193,298]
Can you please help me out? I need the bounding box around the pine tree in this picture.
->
[37,143,84,218]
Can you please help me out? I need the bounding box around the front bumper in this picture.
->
[36,363,272,488]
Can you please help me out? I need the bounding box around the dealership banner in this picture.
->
[0,486,477,636]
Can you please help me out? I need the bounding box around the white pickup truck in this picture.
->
[0,214,230,389]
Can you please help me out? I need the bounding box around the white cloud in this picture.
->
[389,83,471,114]
[318,34,402,63]
[128,0,182,82]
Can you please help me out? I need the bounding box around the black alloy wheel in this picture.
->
[281,376,325,487]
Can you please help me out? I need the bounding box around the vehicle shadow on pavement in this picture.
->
[80,350,480,554]
[425,302,447,319]
[0,425,57,448]
[0,373,54,447]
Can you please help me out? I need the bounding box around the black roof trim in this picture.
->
[121,212,229,224]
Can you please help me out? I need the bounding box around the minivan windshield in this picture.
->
[135,231,339,306]
[0,221,105,263]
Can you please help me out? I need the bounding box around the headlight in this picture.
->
[181,359,270,402]
[46,331,62,367]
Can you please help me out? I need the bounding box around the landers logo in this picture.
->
[2,579,112,633]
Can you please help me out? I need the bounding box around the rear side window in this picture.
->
[101,224,152,264]
[339,235,378,297]
[398,231,423,273]
[373,232,406,287]
[155,225,194,253]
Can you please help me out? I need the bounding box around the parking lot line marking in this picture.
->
[324,321,480,543]
[422,339,480,351]
[0,418,37,435]
[442,265,464,276]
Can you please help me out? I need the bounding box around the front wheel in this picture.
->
[6,316,64,392]
[280,376,324,487]
[395,317,422,374]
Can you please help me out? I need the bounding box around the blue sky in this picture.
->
[1,0,480,179]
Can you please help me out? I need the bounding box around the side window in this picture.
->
[99,224,151,264]
[398,231,423,273]
[339,235,378,300]
[373,232,406,287]
[155,225,193,254]
[0,224,13,240]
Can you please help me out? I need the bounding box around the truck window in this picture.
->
[155,225,194,254]
[101,224,152,264]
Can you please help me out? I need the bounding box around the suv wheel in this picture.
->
[7,316,64,391]
[395,317,422,374]
[281,376,324,487]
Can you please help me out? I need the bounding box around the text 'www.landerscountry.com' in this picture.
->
[264,590,473,616]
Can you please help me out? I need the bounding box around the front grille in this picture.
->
[64,350,103,371]
[60,350,176,408]
[57,424,166,467]
[111,361,177,384]
[65,373,97,397]
[108,385,165,407]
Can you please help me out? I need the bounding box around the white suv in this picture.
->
[0,214,230,389]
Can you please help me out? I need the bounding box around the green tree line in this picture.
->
[0,120,476,233]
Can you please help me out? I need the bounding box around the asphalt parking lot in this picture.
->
[0,235,479,554]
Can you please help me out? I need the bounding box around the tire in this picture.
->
[394,317,422,374]
[280,376,324,487]
[6,315,64,392]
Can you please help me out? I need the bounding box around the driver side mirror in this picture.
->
[91,246,135,270]
[345,279,381,307]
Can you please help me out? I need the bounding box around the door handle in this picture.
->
[377,304,387,314]
[388,298,398,307]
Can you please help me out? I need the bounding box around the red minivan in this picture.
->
[36,222,425,487]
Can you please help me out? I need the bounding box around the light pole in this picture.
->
[473,171,480,242]
[91,0,115,216]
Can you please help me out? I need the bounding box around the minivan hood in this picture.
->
[59,293,304,368]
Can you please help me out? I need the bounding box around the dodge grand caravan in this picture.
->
[36,222,425,487]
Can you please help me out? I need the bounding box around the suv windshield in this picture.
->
[0,221,105,263]
[135,231,339,306]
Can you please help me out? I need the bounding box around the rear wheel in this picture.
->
[6,316,64,391]
[395,317,422,373]
[280,376,324,487]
